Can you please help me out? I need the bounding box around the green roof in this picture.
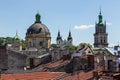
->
[97,10,105,27]
[13,32,21,42]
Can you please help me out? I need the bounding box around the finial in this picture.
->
[69,30,71,37]
[98,7,103,23]
[35,12,41,23]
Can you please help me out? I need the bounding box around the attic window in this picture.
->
[88,51,91,53]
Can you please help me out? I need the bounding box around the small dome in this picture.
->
[26,13,50,35]
[13,33,21,42]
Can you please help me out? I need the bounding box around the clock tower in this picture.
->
[94,10,108,48]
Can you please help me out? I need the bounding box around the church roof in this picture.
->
[93,48,113,56]
[26,13,50,35]
[56,30,62,40]
[97,9,105,27]
[13,32,21,42]
[67,31,72,40]
[1,72,66,80]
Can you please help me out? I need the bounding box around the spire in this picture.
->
[68,30,71,37]
[67,30,72,41]
[57,30,62,40]
[16,30,18,36]
[98,9,103,23]
[14,30,21,42]
[58,30,60,37]
[35,12,41,23]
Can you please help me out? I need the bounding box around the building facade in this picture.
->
[25,13,51,68]
[10,32,22,51]
[94,10,108,48]
[26,13,51,51]
[56,30,73,48]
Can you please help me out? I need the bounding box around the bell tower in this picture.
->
[94,10,108,48]
[67,31,73,46]
[56,30,63,47]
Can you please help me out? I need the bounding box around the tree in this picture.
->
[69,45,76,51]
[0,37,5,45]
[51,43,57,48]
[77,43,92,50]
[21,40,26,50]
[6,37,13,44]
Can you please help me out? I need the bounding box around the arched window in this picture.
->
[100,37,102,43]
[104,37,106,43]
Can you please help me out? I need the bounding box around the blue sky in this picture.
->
[0,0,120,46]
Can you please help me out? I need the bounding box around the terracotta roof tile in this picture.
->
[63,65,104,80]
[1,72,66,80]
[63,70,94,80]
[34,60,69,71]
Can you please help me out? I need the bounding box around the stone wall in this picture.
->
[7,50,27,73]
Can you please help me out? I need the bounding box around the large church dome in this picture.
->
[26,13,50,35]
[25,13,51,50]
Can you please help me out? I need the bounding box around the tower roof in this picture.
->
[13,31,21,42]
[56,30,62,40]
[67,31,72,40]
[97,9,104,26]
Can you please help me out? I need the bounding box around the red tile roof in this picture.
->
[63,66,104,80]
[1,72,66,80]
[63,70,94,80]
[1,65,104,80]
[45,60,67,69]
[34,60,69,71]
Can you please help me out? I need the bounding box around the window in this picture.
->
[39,41,43,46]
[80,65,82,70]
[88,51,91,53]
[84,65,87,70]
[30,58,34,67]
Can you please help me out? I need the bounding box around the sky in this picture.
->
[0,0,120,46]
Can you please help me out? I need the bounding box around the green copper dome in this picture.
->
[13,32,21,42]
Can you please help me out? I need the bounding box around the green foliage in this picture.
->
[69,45,76,51]
[77,43,92,50]
[0,37,26,50]
[0,37,5,45]
[21,40,26,50]
[51,44,57,48]
[6,37,13,44]
[79,43,92,47]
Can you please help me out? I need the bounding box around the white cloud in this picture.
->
[74,24,94,30]
[74,22,112,30]
[106,22,112,26]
